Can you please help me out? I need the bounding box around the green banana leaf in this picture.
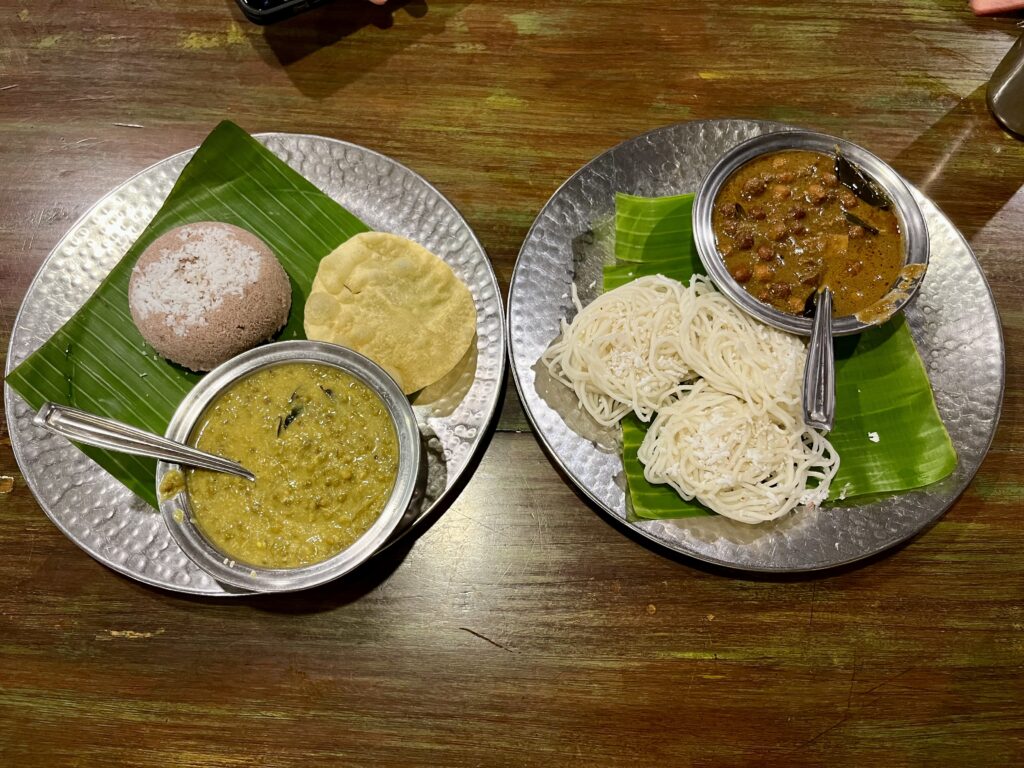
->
[607,192,958,521]
[6,121,369,509]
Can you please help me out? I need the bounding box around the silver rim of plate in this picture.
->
[5,133,506,595]
[508,119,1005,572]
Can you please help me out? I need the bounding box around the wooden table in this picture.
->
[2,2,1022,765]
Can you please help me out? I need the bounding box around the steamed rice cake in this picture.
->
[303,232,476,394]
[128,222,291,372]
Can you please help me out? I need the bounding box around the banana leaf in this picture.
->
[614,193,696,264]
[5,121,369,509]
[607,192,957,520]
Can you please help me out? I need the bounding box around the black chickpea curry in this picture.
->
[711,149,904,317]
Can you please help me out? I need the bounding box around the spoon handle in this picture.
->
[803,287,836,433]
[34,402,255,481]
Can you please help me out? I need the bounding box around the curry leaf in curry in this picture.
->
[834,149,892,210]
[844,210,880,236]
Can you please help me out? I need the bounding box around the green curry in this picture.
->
[187,362,399,569]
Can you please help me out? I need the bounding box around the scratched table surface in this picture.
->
[1,2,1023,766]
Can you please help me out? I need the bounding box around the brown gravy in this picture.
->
[711,149,903,317]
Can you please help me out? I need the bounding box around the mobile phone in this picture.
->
[234,0,335,25]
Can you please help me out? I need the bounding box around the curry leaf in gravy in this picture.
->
[843,210,880,235]
[834,149,892,210]
[801,290,819,318]
[282,404,304,431]
[277,388,308,436]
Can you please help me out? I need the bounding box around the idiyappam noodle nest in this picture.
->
[541,274,838,523]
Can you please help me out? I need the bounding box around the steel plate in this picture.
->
[508,119,1004,572]
[5,133,506,595]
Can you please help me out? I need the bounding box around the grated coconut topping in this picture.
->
[131,225,264,336]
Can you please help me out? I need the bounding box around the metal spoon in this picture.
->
[803,286,836,433]
[34,402,255,481]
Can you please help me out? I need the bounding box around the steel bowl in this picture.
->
[156,340,421,593]
[692,130,930,336]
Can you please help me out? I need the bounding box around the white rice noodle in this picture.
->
[541,275,696,426]
[541,272,839,523]
[680,276,806,419]
[637,379,839,524]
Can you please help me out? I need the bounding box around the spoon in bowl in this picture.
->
[803,286,836,432]
[34,402,255,480]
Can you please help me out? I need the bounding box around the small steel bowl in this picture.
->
[156,340,421,593]
[692,130,930,336]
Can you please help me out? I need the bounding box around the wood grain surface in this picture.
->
[1,1,1023,766]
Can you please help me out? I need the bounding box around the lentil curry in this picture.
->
[187,362,399,569]
[711,149,903,317]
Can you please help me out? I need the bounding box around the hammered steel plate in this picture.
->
[508,119,1004,572]
[5,133,506,595]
